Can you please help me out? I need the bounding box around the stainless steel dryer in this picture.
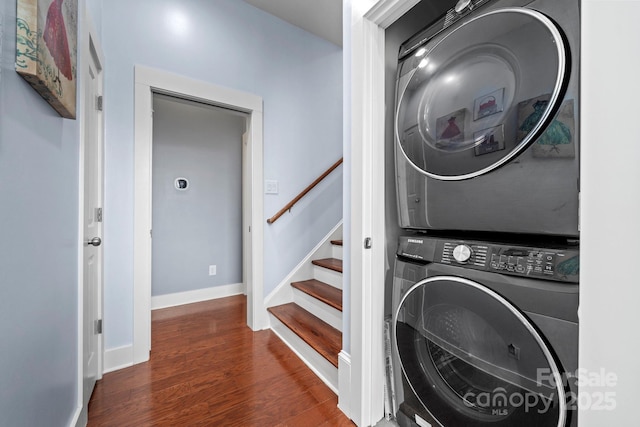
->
[391,235,579,427]
[395,0,580,237]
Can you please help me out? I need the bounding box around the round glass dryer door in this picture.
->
[395,8,568,180]
[393,276,567,427]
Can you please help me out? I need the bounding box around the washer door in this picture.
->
[395,8,568,180]
[393,276,567,427]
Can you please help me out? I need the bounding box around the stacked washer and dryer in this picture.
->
[389,0,580,426]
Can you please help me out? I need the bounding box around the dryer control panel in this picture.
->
[397,235,579,283]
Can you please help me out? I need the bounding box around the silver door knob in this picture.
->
[87,237,102,247]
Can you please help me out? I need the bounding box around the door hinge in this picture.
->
[96,95,103,111]
[96,207,103,222]
[95,319,103,334]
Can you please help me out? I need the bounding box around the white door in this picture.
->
[242,130,252,298]
[82,41,104,409]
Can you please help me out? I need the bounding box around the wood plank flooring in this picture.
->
[88,295,354,426]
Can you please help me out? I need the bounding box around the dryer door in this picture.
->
[393,276,568,427]
[395,8,568,180]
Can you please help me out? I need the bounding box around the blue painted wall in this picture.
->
[101,0,343,349]
[0,0,102,424]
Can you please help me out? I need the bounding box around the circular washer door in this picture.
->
[395,8,568,180]
[393,276,567,427]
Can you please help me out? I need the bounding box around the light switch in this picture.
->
[265,180,279,194]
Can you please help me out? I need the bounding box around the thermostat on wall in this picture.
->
[175,177,189,191]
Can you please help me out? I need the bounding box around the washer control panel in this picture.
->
[489,247,559,277]
[397,236,579,283]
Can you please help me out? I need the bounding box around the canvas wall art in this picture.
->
[473,88,504,121]
[435,109,466,151]
[474,124,505,156]
[517,94,575,158]
[531,99,575,158]
[16,0,78,119]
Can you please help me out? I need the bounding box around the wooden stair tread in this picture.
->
[330,239,343,246]
[268,303,341,367]
[292,279,343,312]
[312,258,343,273]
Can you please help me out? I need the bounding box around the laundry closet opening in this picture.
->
[151,93,249,308]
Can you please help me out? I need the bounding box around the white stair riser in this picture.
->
[269,314,338,393]
[313,266,342,289]
[293,288,342,332]
[332,245,343,260]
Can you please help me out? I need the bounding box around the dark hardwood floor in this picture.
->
[88,295,354,426]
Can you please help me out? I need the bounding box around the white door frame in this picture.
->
[74,11,105,427]
[347,0,419,425]
[133,66,266,364]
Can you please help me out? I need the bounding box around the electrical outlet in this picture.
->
[209,265,217,276]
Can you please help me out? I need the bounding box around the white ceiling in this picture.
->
[243,0,343,47]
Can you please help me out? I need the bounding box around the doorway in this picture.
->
[151,94,247,306]
[133,66,265,364]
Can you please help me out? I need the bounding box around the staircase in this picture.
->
[267,237,343,392]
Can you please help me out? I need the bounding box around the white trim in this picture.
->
[133,79,152,364]
[151,283,245,310]
[349,0,416,425]
[292,288,343,331]
[75,8,104,427]
[365,0,420,27]
[133,66,266,366]
[69,406,82,427]
[103,345,134,374]
[313,266,343,289]
[332,245,344,260]
[338,351,352,419]
[264,221,343,309]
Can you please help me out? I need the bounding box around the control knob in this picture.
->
[453,244,472,263]
[455,0,473,14]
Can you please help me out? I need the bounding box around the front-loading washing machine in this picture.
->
[391,235,579,427]
[394,0,580,237]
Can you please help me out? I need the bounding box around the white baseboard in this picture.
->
[69,405,83,427]
[151,283,245,310]
[103,345,134,374]
[338,350,352,420]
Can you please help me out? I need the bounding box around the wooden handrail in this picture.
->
[267,157,343,224]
